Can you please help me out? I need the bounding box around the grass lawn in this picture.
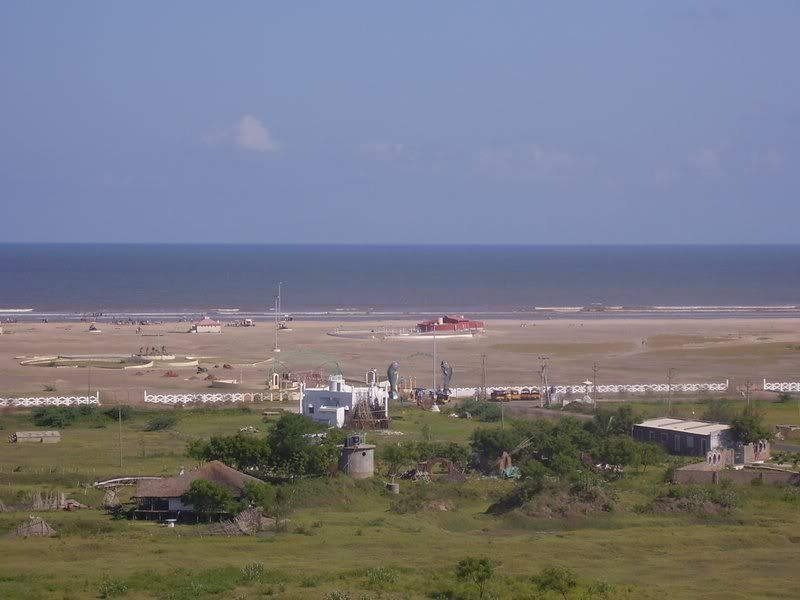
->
[598,397,800,427]
[0,404,799,599]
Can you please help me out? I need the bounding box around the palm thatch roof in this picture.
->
[134,461,261,499]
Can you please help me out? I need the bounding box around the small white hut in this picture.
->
[189,317,222,334]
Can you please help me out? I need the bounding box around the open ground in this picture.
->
[2,317,800,399]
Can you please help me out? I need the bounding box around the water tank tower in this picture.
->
[338,434,375,479]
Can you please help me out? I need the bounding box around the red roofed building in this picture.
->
[417,315,484,334]
[189,316,222,334]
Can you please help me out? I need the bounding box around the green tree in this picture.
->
[240,481,275,511]
[535,566,577,600]
[470,427,523,467]
[636,441,666,472]
[181,479,234,521]
[187,433,270,471]
[380,443,416,477]
[731,412,772,445]
[518,460,547,500]
[595,435,640,468]
[587,406,639,437]
[455,557,494,599]
[701,398,737,423]
[268,413,330,477]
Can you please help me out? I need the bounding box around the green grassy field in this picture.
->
[597,397,800,428]
[1,403,799,599]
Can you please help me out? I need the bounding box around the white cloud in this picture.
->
[207,115,280,153]
[477,143,575,180]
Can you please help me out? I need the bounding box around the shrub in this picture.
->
[365,567,399,589]
[31,407,78,428]
[587,580,615,598]
[654,484,739,513]
[103,405,134,421]
[97,576,128,598]
[454,399,502,422]
[455,557,494,600]
[240,561,265,582]
[144,414,178,431]
[782,487,800,504]
[534,567,577,599]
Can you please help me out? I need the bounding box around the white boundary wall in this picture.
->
[0,392,100,408]
[144,391,264,405]
[763,380,800,392]
[445,380,729,398]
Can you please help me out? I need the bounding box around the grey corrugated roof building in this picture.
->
[633,418,733,457]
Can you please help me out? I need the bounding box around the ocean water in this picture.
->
[0,244,799,318]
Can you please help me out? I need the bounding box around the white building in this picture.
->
[189,316,222,334]
[301,373,389,428]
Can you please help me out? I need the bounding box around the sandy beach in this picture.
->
[1,317,799,401]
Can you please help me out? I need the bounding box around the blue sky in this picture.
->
[1,2,798,243]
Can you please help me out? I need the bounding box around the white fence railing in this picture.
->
[763,380,800,393]
[144,391,264,405]
[440,381,729,398]
[0,392,100,408]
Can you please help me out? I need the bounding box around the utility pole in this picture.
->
[118,405,123,469]
[740,378,753,411]
[432,331,437,395]
[538,355,550,407]
[480,354,487,401]
[272,293,280,353]
[87,364,91,398]
[667,368,675,413]
[592,363,599,397]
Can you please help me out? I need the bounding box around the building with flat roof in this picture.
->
[633,417,770,466]
[633,417,732,457]
[301,372,390,429]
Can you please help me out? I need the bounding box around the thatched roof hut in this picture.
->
[133,461,261,517]
[14,517,57,537]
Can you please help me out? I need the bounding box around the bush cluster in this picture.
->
[452,398,502,422]
[186,413,342,480]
